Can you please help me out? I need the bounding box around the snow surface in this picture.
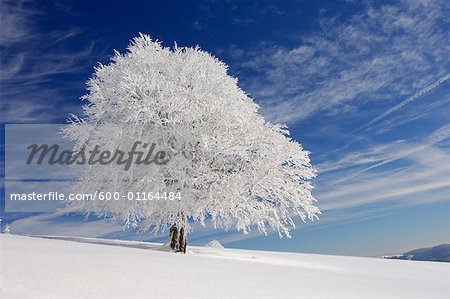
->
[1,234,449,298]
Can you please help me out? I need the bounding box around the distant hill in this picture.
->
[383,244,450,262]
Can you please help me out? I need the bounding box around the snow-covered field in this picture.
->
[1,234,449,298]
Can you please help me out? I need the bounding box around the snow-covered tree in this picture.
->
[3,224,11,234]
[62,34,319,253]
[205,239,224,249]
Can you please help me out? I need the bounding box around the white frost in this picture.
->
[62,34,319,238]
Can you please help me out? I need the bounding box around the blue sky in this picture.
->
[1,0,449,256]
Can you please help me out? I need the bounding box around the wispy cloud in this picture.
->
[0,0,97,123]
[232,0,449,125]
[357,73,450,131]
[315,125,450,211]
[319,124,450,175]
[0,0,35,44]
[370,95,450,135]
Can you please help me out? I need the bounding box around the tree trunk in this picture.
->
[169,224,187,253]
